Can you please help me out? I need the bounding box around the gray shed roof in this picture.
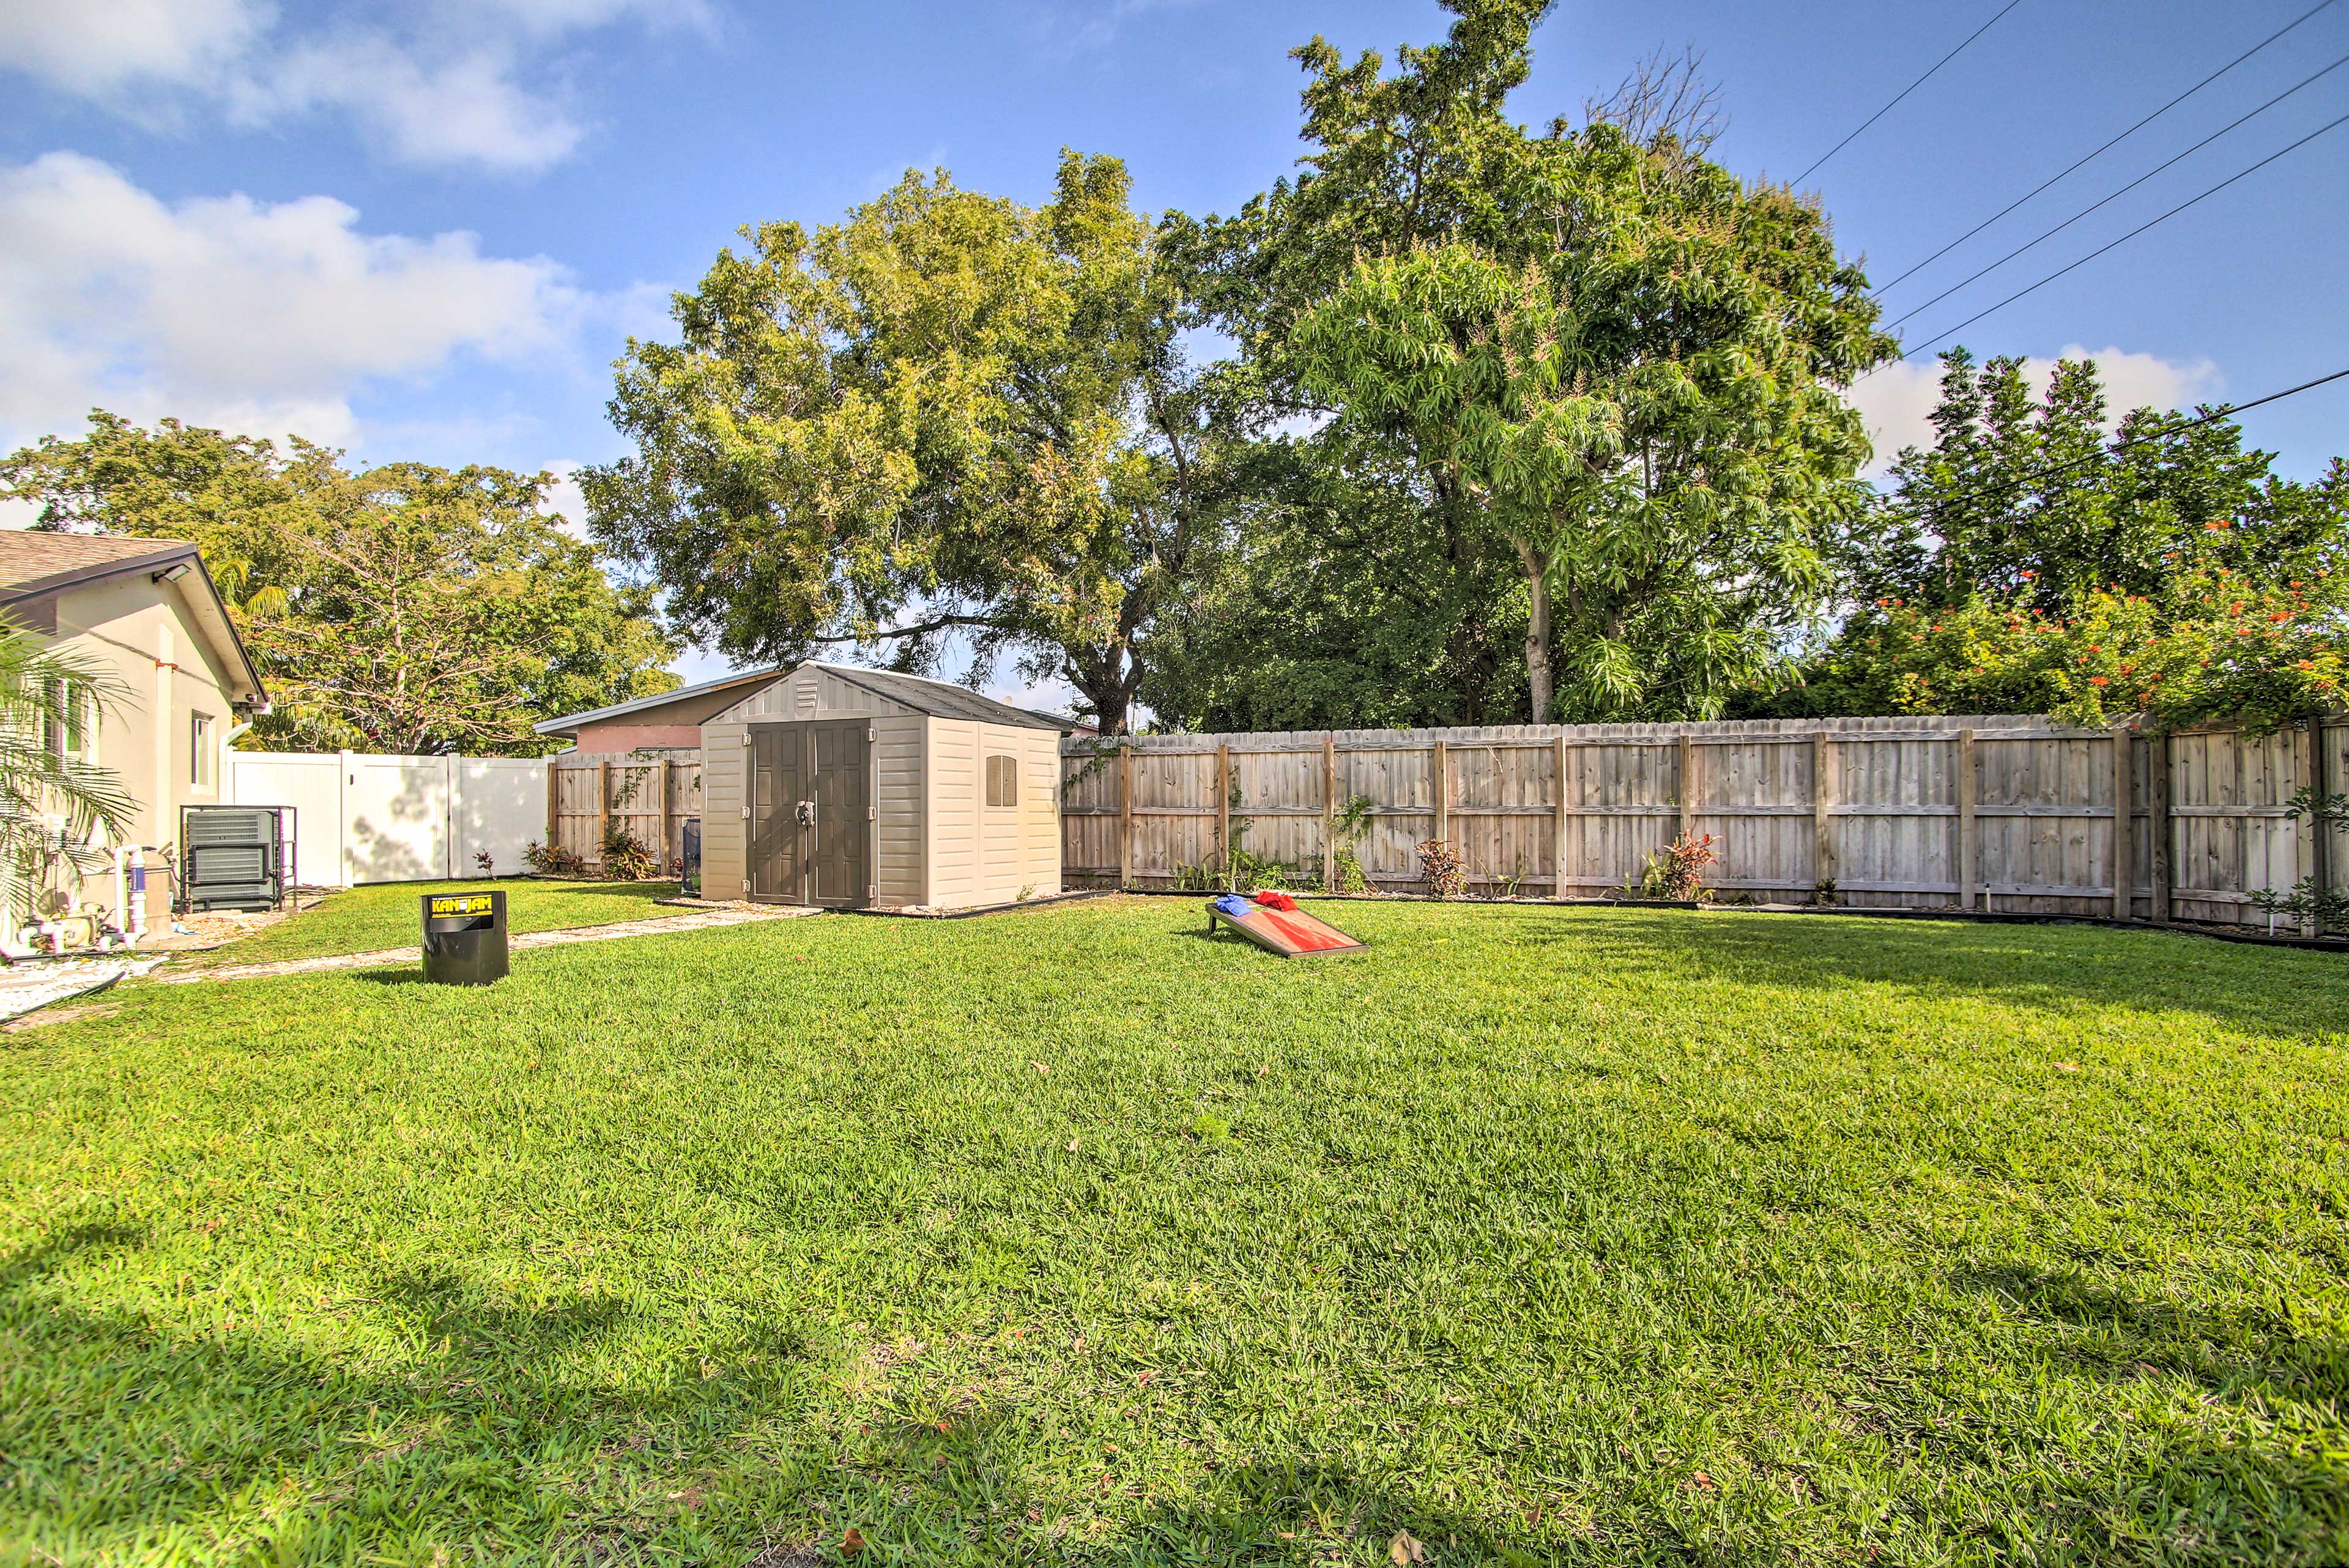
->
[535,664,787,735]
[807,663,1075,730]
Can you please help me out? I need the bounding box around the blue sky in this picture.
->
[5,0,2347,695]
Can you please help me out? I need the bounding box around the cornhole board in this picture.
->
[1204,899,1368,958]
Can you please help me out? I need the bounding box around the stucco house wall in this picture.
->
[0,535,266,923]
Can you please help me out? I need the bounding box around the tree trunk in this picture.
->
[1072,645,1136,737]
[1516,540,1553,724]
[1091,685,1131,737]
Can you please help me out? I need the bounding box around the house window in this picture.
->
[42,679,88,759]
[985,754,1018,808]
[190,712,215,790]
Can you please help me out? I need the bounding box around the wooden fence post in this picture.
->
[2295,721,2321,937]
[1678,734,1695,847]
[653,757,672,874]
[1433,738,1450,847]
[1813,731,1834,898]
[2148,729,2172,924]
[1216,743,1231,885]
[1119,743,1134,889]
[544,759,559,853]
[1554,734,1571,899]
[595,759,611,868]
[1321,736,1337,893]
[1957,728,1977,911]
[2109,723,2132,920]
[2317,720,2337,940]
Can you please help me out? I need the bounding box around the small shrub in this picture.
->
[522,839,587,877]
[599,825,658,882]
[1234,849,1293,893]
[2249,877,2349,934]
[473,849,495,876]
[1176,846,1309,894]
[1637,831,1718,901]
[1417,839,1466,899]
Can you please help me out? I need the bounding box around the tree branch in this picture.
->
[805,612,1013,644]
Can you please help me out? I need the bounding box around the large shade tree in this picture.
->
[0,414,678,754]
[1740,351,2349,727]
[585,153,1233,735]
[1141,429,1529,730]
[1165,0,1892,723]
[1858,349,2349,612]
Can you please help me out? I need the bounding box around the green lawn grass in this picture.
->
[188,878,679,966]
[7,899,2347,1565]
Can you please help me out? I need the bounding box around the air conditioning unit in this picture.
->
[179,805,289,912]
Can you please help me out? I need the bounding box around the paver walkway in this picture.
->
[156,903,817,984]
[0,955,166,1020]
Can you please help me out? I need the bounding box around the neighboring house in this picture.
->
[533,665,788,754]
[0,533,268,921]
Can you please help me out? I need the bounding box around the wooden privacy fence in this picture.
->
[1061,715,2347,932]
[547,752,703,872]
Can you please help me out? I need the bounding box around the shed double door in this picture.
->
[748,721,871,907]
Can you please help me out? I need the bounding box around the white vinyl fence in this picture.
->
[227,751,548,887]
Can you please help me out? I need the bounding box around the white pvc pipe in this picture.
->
[124,846,147,941]
[105,846,143,949]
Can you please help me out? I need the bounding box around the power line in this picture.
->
[1894,108,2349,361]
[1883,49,2349,332]
[1876,0,2342,294]
[1871,365,2349,522]
[1796,0,2031,185]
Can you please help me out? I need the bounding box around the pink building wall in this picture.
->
[570,721,705,753]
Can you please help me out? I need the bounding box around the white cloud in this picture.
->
[1848,344,2223,476]
[539,459,592,539]
[0,0,709,173]
[0,152,591,452]
[233,36,584,174]
[1846,362,1947,478]
[476,0,714,37]
[0,0,267,97]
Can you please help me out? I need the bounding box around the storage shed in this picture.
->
[700,662,1073,910]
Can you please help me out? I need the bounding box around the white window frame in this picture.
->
[43,678,91,762]
[190,710,215,792]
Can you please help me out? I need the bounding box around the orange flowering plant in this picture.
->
[1797,569,2345,731]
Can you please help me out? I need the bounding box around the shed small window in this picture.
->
[985,754,1018,808]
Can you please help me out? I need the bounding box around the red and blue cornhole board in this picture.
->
[1204,894,1368,958]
